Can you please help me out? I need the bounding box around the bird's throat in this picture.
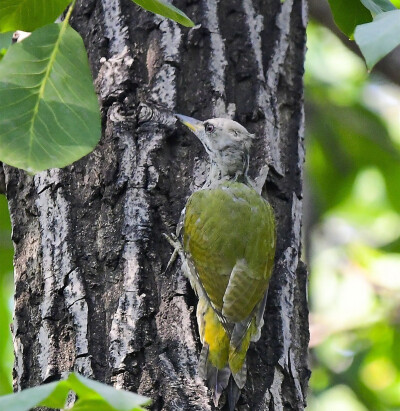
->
[204,161,248,188]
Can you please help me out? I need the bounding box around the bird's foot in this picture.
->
[162,233,183,274]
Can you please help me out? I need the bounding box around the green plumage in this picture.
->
[183,181,276,375]
[174,114,277,407]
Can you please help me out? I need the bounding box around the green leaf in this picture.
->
[0,32,12,51]
[355,10,400,69]
[0,373,151,411]
[68,373,151,411]
[70,399,117,411]
[39,380,70,409]
[327,0,372,37]
[132,0,195,27]
[0,382,64,411]
[0,22,101,173]
[0,195,13,396]
[0,32,12,61]
[360,0,396,14]
[0,0,70,33]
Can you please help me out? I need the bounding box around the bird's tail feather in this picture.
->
[199,345,231,406]
[232,360,247,389]
[210,367,231,406]
[198,294,268,408]
[227,376,241,411]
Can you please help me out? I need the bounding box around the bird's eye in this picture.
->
[205,123,215,133]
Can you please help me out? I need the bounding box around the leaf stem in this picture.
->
[63,0,77,26]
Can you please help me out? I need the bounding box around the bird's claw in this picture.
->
[163,232,180,248]
[162,233,184,274]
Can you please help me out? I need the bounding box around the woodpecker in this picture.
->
[168,114,276,410]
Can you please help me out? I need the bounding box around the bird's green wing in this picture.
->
[183,182,276,321]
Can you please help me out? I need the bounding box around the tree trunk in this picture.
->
[2,0,309,409]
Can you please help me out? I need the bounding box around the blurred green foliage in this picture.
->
[0,195,13,395]
[306,22,400,411]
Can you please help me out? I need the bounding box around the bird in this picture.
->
[166,114,276,410]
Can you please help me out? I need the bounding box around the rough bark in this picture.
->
[3,0,309,409]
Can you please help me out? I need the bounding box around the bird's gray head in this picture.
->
[176,114,254,181]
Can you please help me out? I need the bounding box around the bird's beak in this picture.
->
[175,114,203,134]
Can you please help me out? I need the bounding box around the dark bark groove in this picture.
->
[4,0,309,409]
